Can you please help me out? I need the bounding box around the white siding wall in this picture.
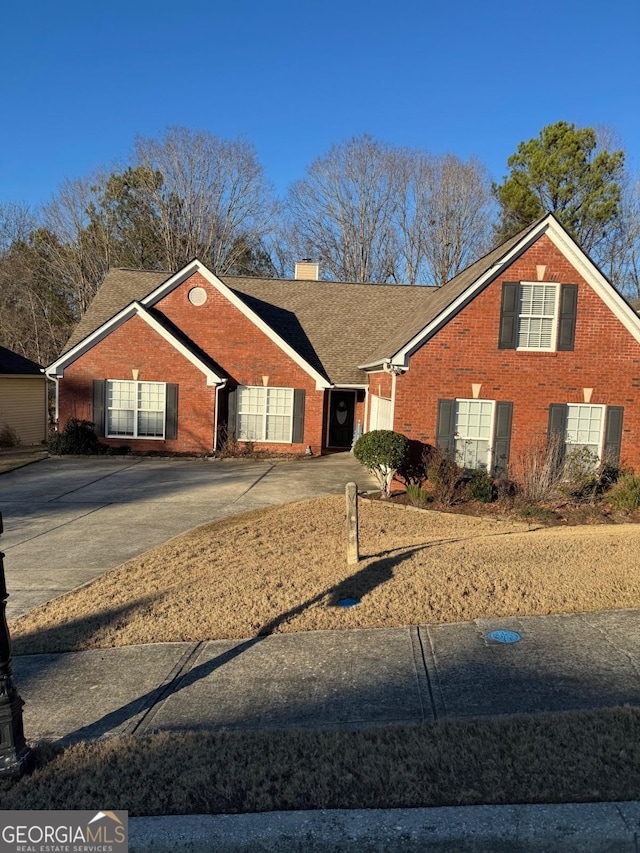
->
[0,377,48,445]
[369,394,393,431]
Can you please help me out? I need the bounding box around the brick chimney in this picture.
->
[294,259,319,281]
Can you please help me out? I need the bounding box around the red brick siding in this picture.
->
[58,315,217,453]
[59,272,327,455]
[393,234,640,472]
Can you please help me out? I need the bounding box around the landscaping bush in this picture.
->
[608,473,640,512]
[424,446,466,506]
[469,469,494,503]
[405,483,428,507]
[353,430,409,499]
[0,424,20,448]
[515,432,566,504]
[49,419,109,455]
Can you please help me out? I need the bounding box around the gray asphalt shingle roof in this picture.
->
[59,221,545,386]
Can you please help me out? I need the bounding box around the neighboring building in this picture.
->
[46,215,640,474]
[0,346,48,446]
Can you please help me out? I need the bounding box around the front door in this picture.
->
[328,390,356,448]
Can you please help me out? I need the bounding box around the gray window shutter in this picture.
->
[557,284,578,351]
[292,389,306,444]
[165,383,178,440]
[547,404,567,463]
[436,399,456,457]
[498,282,519,349]
[493,402,513,479]
[548,404,567,437]
[227,387,237,439]
[92,380,105,437]
[604,406,624,466]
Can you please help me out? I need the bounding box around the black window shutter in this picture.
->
[604,406,624,466]
[436,399,456,457]
[292,389,306,443]
[498,282,519,349]
[92,380,106,437]
[165,383,178,440]
[227,387,237,439]
[557,284,578,351]
[493,402,513,479]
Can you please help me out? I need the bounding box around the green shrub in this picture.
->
[49,418,109,455]
[469,469,494,503]
[405,484,428,507]
[608,473,640,512]
[353,430,409,498]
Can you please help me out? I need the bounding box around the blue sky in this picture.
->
[1,0,638,208]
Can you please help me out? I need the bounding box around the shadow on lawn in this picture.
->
[53,544,430,744]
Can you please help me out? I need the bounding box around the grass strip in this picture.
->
[2,707,640,815]
[11,497,640,655]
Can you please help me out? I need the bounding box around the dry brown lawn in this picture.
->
[3,707,640,814]
[11,495,640,654]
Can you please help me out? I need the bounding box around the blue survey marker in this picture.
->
[337,598,361,608]
[487,629,521,644]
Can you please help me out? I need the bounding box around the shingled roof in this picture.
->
[62,269,437,386]
[0,345,43,376]
[59,219,547,386]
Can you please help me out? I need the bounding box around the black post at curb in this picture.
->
[0,512,33,777]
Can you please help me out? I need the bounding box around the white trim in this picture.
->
[360,214,640,371]
[141,259,331,391]
[565,402,606,460]
[326,388,357,448]
[236,385,295,444]
[105,379,166,440]
[46,302,224,387]
[454,397,497,472]
[545,219,640,341]
[515,281,560,352]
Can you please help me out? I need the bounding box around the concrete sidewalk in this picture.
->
[14,607,640,743]
[11,609,640,851]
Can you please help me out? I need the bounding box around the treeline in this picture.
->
[1,121,638,365]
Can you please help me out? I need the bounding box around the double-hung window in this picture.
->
[106,380,166,439]
[454,399,495,471]
[499,281,578,352]
[237,386,294,442]
[517,283,558,349]
[437,398,514,477]
[565,404,604,458]
[548,403,624,468]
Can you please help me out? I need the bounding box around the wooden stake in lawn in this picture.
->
[346,482,359,565]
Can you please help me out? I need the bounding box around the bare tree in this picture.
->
[395,152,494,286]
[285,135,399,282]
[133,127,276,273]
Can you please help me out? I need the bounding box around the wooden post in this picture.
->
[346,482,359,565]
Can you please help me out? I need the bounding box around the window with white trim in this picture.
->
[106,380,166,439]
[237,386,294,442]
[517,283,558,350]
[454,399,495,470]
[565,404,604,458]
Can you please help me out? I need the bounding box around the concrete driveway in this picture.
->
[0,454,374,619]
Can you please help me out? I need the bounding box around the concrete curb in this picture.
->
[129,803,640,852]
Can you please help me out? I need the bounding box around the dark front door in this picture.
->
[328,390,355,448]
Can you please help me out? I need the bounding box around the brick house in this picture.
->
[46,214,640,473]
